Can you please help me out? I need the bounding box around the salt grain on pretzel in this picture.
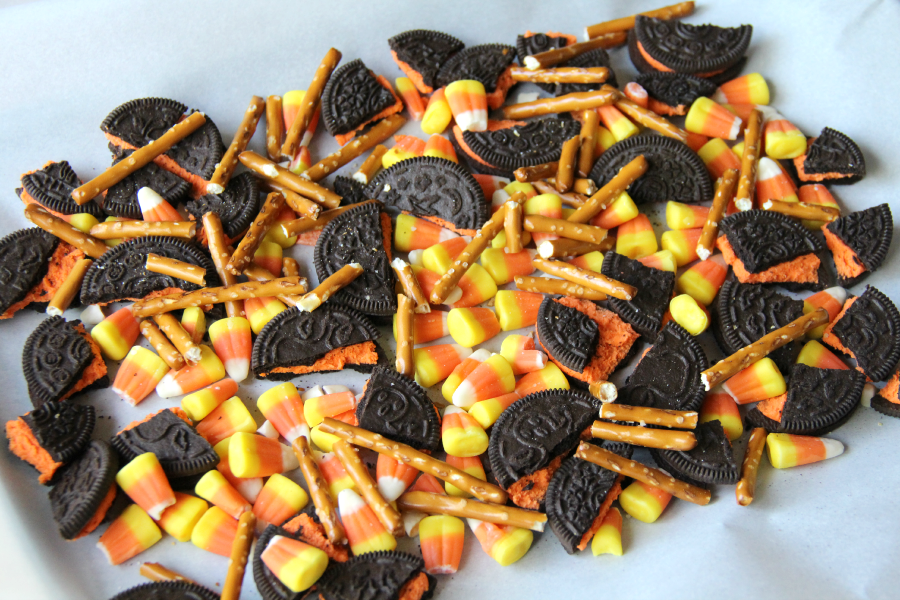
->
[735,108,763,211]
[504,200,524,254]
[353,145,389,185]
[220,511,256,600]
[578,109,599,178]
[515,275,608,301]
[736,427,767,506]
[536,237,615,259]
[501,86,619,120]
[514,162,557,183]
[131,277,308,317]
[202,212,244,318]
[567,155,648,223]
[510,66,610,84]
[395,294,415,378]
[762,198,840,222]
[591,420,697,451]
[140,319,186,371]
[45,258,92,317]
[226,191,286,276]
[555,135,580,193]
[599,403,698,429]
[90,220,197,239]
[292,436,346,545]
[280,200,379,237]
[139,563,195,584]
[533,258,636,300]
[298,263,364,312]
[584,2,696,39]
[145,253,206,286]
[397,491,547,532]
[696,168,738,261]
[525,215,608,244]
[153,312,202,365]
[303,114,406,182]
[391,258,430,314]
[523,35,628,70]
[208,96,266,194]
[281,48,342,159]
[615,97,689,143]
[332,440,404,537]
[239,151,340,209]
[265,95,284,161]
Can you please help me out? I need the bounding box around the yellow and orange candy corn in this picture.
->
[618,480,671,524]
[383,135,426,168]
[445,454,486,498]
[467,518,533,566]
[804,287,847,340]
[666,201,709,230]
[418,237,469,272]
[442,349,490,402]
[447,307,501,347]
[591,506,623,557]
[617,213,658,259]
[697,137,742,179]
[156,345,225,398]
[394,213,459,252]
[597,105,639,142]
[80,304,106,329]
[282,89,320,149]
[414,344,472,388]
[396,77,426,121]
[473,174,510,203]
[661,227,702,267]
[181,306,206,344]
[137,187,181,222]
[422,87,453,135]
[764,111,806,159]
[303,388,357,428]
[481,248,536,285]
[712,73,770,105]
[442,405,489,457]
[214,437,263,503]
[445,80,488,132]
[468,392,521,429]
[568,250,605,272]
[624,82,648,108]
[97,504,162,565]
[252,240,283,277]
[699,392,743,441]
[376,453,419,502]
[197,397,257,445]
[452,353,515,408]
[394,310,449,345]
[637,249,677,273]
[798,184,840,229]
[419,515,465,575]
[338,488,397,555]
[796,340,849,370]
[191,506,239,556]
[423,134,457,162]
[92,306,141,361]
[116,452,176,520]
[244,296,287,334]
[590,191,639,230]
[315,449,357,499]
[229,432,299,478]
[156,492,208,542]
[415,264,496,310]
[260,535,330,593]
[469,362,571,428]
[722,357,786,404]
[756,157,798,205]
[685,132,709,152]
[288,145,312,175]
[181,378,239,422]
[494,290,543,331]
[669,294,710,336]
[112,346,169,406]
[685,97,742,140]
[209,317,252,382]
[258,382,309,443]
[253,473,309,528]
[594,125,616,156]
[266,204,299,247]
[766,433,844,469]
[500,334,546,375]
[525,193,563,245]
[677,254,728,306]
[493,181,537,214]
[195,469,252,520]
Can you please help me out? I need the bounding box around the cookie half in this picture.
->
[634,72,717,115]
[185,171,260,239]
[0,228,61,318]
[356,366,441,452]
[823,286,900,382]
[388,29,464,94]
[108,581,220,600]
[649,420,738,487]
[19,160,104,218]
[315,551,435,600]
[104,150,191,219]
[795,127,866,184]
[49,440,118,540]
[822,203,892,287]
[436,43,516,109]
[601,250,675,339]
[632,16,752,78]
[321,58,402,143]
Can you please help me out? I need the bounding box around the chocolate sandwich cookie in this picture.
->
[23,317,107,407]
[254,524,308,600]
[437,43,516,91]
[649,420,739,487]
[49,440,118,540]
[252,303,382,380]
[185,171,260,239]
[365,156,489,235]
[556,48,618,94]
[0,228,61,318]
[321,58,402,141]
[794,127,866,184]
[389,29,465,95]
[18,161,104,218]
[516,32,573,93]
[108,581,220,600]
[332,175,366,207]
[489,389,602,509]
[356,366,441,452]
[634,72,717,115]
[618,322,708,413]
[601,250,675,339]
[104,150,191,219]
[313,201,397,319]
[588,134,713,204]
[871,369,900,419]
[315,550,436,600]
[80,236,218,306]
[823,203,893,287]
[823,286,900,382]
[746,364,866,435]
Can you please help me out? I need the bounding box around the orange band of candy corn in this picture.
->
[735,109,763,210]
[90,220,197,239]
[510,66,610,84]
[762,198,840,222]
[202,212,243,319]
[514,162,558,183]
[226,192,286,276]
[303,114,406,182]
[523,35,627,70]
[131,276,308,317]
[395,294,415,379]
[220,511,256,600]
[525,215,608,244]
[239,151,340,208]
[533,258,635,300]
[615,98,688,143]
[514,275,607,300]
[584,2,695,39]
[555,135,580,193]
[153,313,202,366]
[140,320,186,371]
[280,200,379,237]
[696,168,739,260]
[265,95,284,161]
[257,180,322,220]
[736,427,767,506]
[145,254,206,286]
[567,155,648,223]
[353,145,389,185]
[591,420,697,451]
[298,263,364,312]
[502,86,619,120]
[24,204,107,258]
[139,562,195,583]
[281,48,342,159]
[599,403,698,429]
[292,437,345,545]
[209,96,266,194]
[504,201,524,254]
[578,110,600,178]
[397,491,547,532]
[332,441,404,537]
[46,258,92,317]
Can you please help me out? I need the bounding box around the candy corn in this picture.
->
[208,317,252,382]
[288,145,312,175]
[196,397,257,446]
[685,132,709,152]
[376,454,419,502]
[80,304,106,329]
[481,248,536,285]
[445,455,486,498]
[258,420,279,439]
[452,353,515,408]
[137,187,181,222]
[697,137,742,179]
[597,105,639,141]
[419,515,465,575]
[229,432,298,478]
[568,250,605,273]
[699,392,743,441]
[590,191,639,230]
[637,249,677,273]
[500,334,546,375]
[394,214,459,252]
[446,270,496,307]
[266,205,299,248]
[181,378,239,422]
[669,294,709,336]
[525,193,563,245]
[617,213,657,259]
[494,290,543,331]
[467,519,533,566]
[764,111,806,159]
[722,358,786,404]
[395,77,426,120]
[423,134,457,162]
[254,473,309,528]
[97,504,162,565]
[414,344,472,388]
[796,340,848,370]
[756,157,798,206]
[258,382,309,443]
[804,287,847,340]
[195,469,252,519]
[112,346,169,406]
[303,389,357,428]
[590,506,623,557]
[676,254,727,305]
[468,392,520,429]
[661,227,702,267]
[595,125,616,155]
[666,201,709,230]
[251,240,283,277]
[156,345,225,399]
[798,184,841,230]
[315,450,356,500]
[766,433,844,469]
[712,73,770,105]
[473,174,510,204]
[412,266,462,306]
[445,80,487,132]
[244,296,287,334]
[261,535,329,593]
[214,437,263,503]
[422,88,453,135]
[618,480,672,524]
[68,212,100,233]
[383,135,426,168]
[442,349,490,402]
[338,488,397,555]
[447,307,501,347]
[282,89,320,148]
[191,506,239,556]
[685,97,742,140]
[116,452,176,520]
[92,306,141,361]
[442,405,489,457]
[394,311,449,345]
[156,492,208,542]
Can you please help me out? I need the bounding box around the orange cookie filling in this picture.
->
[73,484,117,540]
[389,50,433,95]
[756,392,787,422]
[63,325,108,401]
[577,476,622,551]
[717,236,820,285]
[637,41,726,78]
[879,371,900,404]
[506,455,564,509]
[5,418,63,484]
[259,341,379,378]
[822,226,866,280]
[1,242,84,320]
[282,513,349,562]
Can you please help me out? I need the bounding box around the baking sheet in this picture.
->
[1,0,899,598]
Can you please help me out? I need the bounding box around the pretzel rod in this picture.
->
[131,277,309,317]
[555,135,580,193]
[239,151,340,209]
[145,253,206,286]
[504,200,524,254]
[567,155,648,223]
[220,510,256,600]
[90,220,197,239]
[139,563,195,583]
[599,403,698,429]
[46,258,92,317]
[332,440,404,537]
[532,180,587,207]
[501,86,619,120]
[153,312,202,365]
[615,98,688,143]
[226,191,286,276]
[515,276,608,301]
[524,34,627,70]
[391,258,430,314]
[72,112,206,204]
[208,96,266,194]
[292,437,345,544]
[591,420,697,451]
[762,198,840,222]
[281,48,342,158]
[510,66,610,84]
[265,95,284,161]
[575,441,710,505]
[280,200,379,237]
[202,212,243,318]
[697,168,739,260]
[736,427,767,506]
[397,491,547,532]
[533,258,635,300]
[256,181,321,220]
[577,109,599,178]
[303,114,406,182]
[735,108,763,211]
[702,308,830,390]
[589,380,618,403]
[353,145,389,185]
[514,162,557,183]
[299,263,363,312]
[395,294,415,378]
[24,204,108,259]
[282,257,301,278]
[318,418,508,504]
[584,2,695,39]
[525,215,608,244]
[140,320,186,371]
[536,237,615,259]
[243,264,308,308]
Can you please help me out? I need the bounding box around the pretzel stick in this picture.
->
[90,220,197,239]
[226,191,286,276]
[702,308,830,390]
[762,198,840,222]
[502,86,619,120]
[256,180,321,220]
[303,114,406,182]
[555,135,580,193]
[532,180,587,207]
[140,320,185,371]
[202,212,243,318]
[239,151,340,209]
[575,441,710,505]
[504,200,524,254]
[537,237,615,259]
[511,66,609,84]
[615,98,688,143]
[139,563,194,583]
[265,95,284,161]
[292,437,345,544]
[220,511,256,600]
[567,155,648,223]
[332,440,404,537]
[391,258,430,314]
[395,294,415,378]
[514,276,608,301]
[525,215,607,244]
[208,96,265,194]
[244,264,307,308]
[282,257,300,278]
[599,403,698,429]
[578,109,600,178]
[280,200,379,237]
[153,313,202,365]
[281,48,342,159]
[514,162,557,183]
[533,258,635,300]
[543,178,597,196]
[24,204,107,258]
[734,108,763,211]
[131,277,309,317]
[299,263,363,312]
[584,2,695,39]
[589,380,618,403]
[353,145,389,185]
[736,427,767,507]
[697,168,738,260]
[591,421,697,451]
[318,418,508,504]
[46,258,92,317]
[524,35,627,70]
[397,491,547,532]
[72,113,206,204]
[145,254,206,286]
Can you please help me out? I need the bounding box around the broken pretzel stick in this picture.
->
[575,441,710,506]
[140,320,185,371]
[220,511,256,600]
[24,204,107,259]
[702,308,830,390]
[391,258,430,314]
[153,312,202,365]
[525,215,608,244]
[584,2,695,39]
[46,258,92,317]
[299,263,363,312]
[589,380,618,403]
[524,35,627,70]
[599,403,698,429]
[318,418,508,504]
[555,135,580,193]
[397,491,547,532]
[282,257,301,279]
[567,154,648,223]
[735,108,763,211]
[736,427,767,507]
[202,212,243,318]
[90,220,197,239]
[281,47,342,159]
[244,264,307,308]
[265,95,284,161]
[591,420,697,451]
[762,198,840,222]
[532,180,586,207]
[533,258,635,300]
[696,168,738,260]
[280,199,379,237]
[395,294,415,379]
[514,276,607,301]
[502,86,619,120]
[615,97,688,143]
[239,151,340,209]
[353,145,389,185]
[544,177,597,196]
[504,200,524,254]
[258,180,321,220]
[333,440,404,537]
[578,109,599,178]
[292,436,345,545]
[146,253,206,286]
[226,191,286,276]
[511,66,609,84]
[303,114,406,182]
[536,237,615,259]
[208,96,266,194]
[514,162,557,183]
[139,563,195,584]
[131,277,309,317]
